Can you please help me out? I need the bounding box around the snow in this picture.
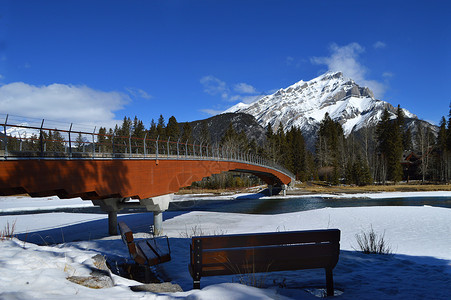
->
[223,102,250,114]
[1,193,451,299]
[223,71,418,136]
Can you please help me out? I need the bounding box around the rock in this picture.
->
[66,254,114,289]
[130,282,183,293]
[67,275,114,289]
[92,254,110,271]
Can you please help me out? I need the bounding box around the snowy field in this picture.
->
[1,192,451,299]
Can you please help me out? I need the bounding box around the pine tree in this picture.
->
[97,127,108,152]
[75,132,85,152]
[376,108,403,184]
[181,122,193,144]
[315,113,344,184]
[437,116,447,181]
[132,116,146,139]
[149,119,157,140]
[157,115,166,141]
[166,116,180,141]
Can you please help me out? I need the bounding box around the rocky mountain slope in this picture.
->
[183,113,267,145]
[224,71,437,149]
[225,72,418,134]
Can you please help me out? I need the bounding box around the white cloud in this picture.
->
[286,56,294,66]
[233,83,257,94]
[200,75,229,100]
[311,42,386,98]
[230,94,265,104]
[200,108,224,116]
[126,87,152,99]
[200,75,262,114]
[0,82,129,128]
[373,41,387,49]
[383,72,394,78]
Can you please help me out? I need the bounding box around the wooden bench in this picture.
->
[118,221,171,267]
[189,229,340,296]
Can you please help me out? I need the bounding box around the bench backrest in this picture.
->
[194,229,340,249]
[118,221,147,265]
[190,229,340,276]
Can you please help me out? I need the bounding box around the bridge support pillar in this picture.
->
[108,211,118,236]
[282,184,287,196]
[268,185,273,196]
[91,198,124,236]
[153,211,163,236]
[139,194,173,236]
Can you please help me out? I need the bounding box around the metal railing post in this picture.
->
[129,131,132,158]
[3,114,8,157]
[68,123,73,157]
[143,132,147,157]
[39,119,45,157]
[177,137,180,159]
[156,135,159,160]
[17,132,22,152]
[167,137,170,158]
[185,140,188,158]
[92,127,96,159]
[112,134,115,157]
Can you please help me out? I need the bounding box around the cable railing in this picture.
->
[0,115,295,180]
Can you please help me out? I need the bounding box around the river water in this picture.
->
[1,194,450,216]
[168,195,451,215]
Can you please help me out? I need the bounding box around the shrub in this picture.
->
[1,220,16,241]
[354,225,392,255]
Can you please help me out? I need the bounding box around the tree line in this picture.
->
[3,105,451,186]
[264,104,451,185]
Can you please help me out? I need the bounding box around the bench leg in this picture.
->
[325,268,334,297]
[144,266,151,283]
[193,280,200,289]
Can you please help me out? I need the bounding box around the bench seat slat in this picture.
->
[137,240,160,266]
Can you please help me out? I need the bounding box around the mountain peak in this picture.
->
[223,71,416,141]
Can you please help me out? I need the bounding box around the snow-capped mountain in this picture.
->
[224,71,417,136]
[5,123,39,139]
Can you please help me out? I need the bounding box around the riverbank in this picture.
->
[177,182,451,197]
[294,182,451,194]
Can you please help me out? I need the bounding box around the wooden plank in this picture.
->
[130,242,147,265]
[189,229,340,292]
[195,229,340,249]
[137,240,159,266]
[147,237,170,257]
[118,222,134,243]
[200,243,338,265]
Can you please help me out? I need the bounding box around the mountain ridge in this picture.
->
[224,71,417,136]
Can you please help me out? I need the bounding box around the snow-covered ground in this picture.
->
[1,193,450,299]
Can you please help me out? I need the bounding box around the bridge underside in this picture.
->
[0,159,292,200]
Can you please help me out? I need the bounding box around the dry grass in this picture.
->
[295,182,451,194]
[176,187,243,195]
[353,226,392,255]
[1,220,16,241]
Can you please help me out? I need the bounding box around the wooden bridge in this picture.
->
[0,119,294,235]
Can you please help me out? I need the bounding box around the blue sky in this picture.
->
[0,0,450,129]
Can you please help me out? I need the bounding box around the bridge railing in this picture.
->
[0,115,295,180]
